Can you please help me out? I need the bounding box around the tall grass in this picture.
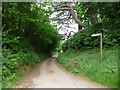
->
[58,47,118,88]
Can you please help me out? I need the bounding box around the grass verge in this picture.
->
[57,47,118,88]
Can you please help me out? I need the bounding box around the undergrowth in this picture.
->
[2,39,48,88]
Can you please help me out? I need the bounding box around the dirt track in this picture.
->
[15,57,106,88]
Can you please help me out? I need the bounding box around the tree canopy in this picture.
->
[2,2,60,53]
[2,2,60,87]
[61,2,120,51]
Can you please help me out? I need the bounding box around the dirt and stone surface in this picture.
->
[15,57,107,88]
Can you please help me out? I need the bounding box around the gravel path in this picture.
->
[15,57,106,88]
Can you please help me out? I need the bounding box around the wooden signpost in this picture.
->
[91,33,102,64]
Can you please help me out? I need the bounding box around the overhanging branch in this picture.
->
[55,8,71,11]
[54,7,85,28]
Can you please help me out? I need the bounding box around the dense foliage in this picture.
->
[62,22,119,51]
[2,2,60,87]
[76,2,120,25]
[58,2,119,88]
[62,2,120,52]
